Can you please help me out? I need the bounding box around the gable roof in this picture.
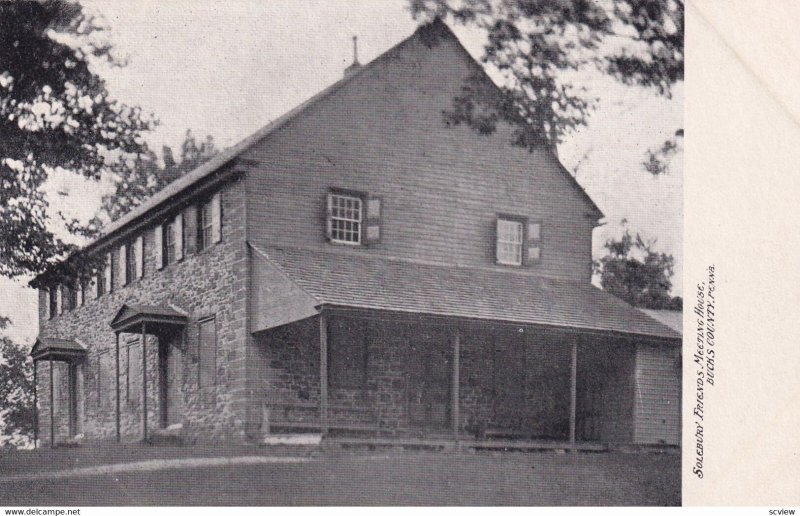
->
[30,337,87,362]
[254,245,680,341]
[109,303,188,333]
[54,18,601,266]
[639,308,682,335]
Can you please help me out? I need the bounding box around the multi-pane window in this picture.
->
[48,288,57,319]
[157,213,183,269]
[328,193,362,244]
[102,252,112,295]
[496,218,524,266]
[199,200,214,251]
[125,243,137,284]
[165,221,177,264]
[63,284,78,311]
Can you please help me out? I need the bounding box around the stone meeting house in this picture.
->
[31,20,681,449]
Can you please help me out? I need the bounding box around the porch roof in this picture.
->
[258,246,681,341]
[110,303,189,333]
[30,337,87,362]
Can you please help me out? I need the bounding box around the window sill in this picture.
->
[327,239,362,247]
[495,260,523,268]
[196,239,223,255]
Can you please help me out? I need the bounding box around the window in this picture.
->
[327,193,362,244]
[496,218,524,266]
[158,213,183,268]
[48,288,57,319]
[105,252,113,293]
[198,317,216,388]
[79,277,90,307]
[63,283,78,311]
[199,200,213,250]
[125,242,136,284]
[328,317,368,389]
[166,221,177,264]
[197,193,221,251]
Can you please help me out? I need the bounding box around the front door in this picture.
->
[158,335,183,428]
[407,329,451,430]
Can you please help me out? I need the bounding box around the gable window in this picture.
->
[327,192,362,244]
[496,217,524,266]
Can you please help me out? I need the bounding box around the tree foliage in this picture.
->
[410,0,683,150]
[0,0,155,281]
[0,320,34,448]
[102,130,218,222]
[593,222,681,310]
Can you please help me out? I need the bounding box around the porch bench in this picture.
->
[265,400,381,435]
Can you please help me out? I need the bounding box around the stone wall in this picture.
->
[252,313,575,439]
[36,176,249,444]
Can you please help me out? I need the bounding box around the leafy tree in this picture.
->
[0,0,155,283]
[593,221,681,310]
[101,130,218,221]
[410,1,683,164]
[0,318,34,448]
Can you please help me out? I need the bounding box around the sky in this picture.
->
[0,0,682,346]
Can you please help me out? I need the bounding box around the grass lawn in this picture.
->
[0,446,680,506]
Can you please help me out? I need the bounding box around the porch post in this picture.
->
[569,336,578,446]
[452,328,460,441]
[33,360,38,449]
[49,356,55,448]
[142,322,148,442]
[319,312,328,436]
[115,332,121,443]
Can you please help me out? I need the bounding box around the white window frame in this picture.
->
[103,253,112,294]
[199,200,214,250]
[125,241,137,285]
[328,193,363,245]
[496,218,524,266]
[165,222,177,265]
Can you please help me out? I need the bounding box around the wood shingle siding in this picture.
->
[633,343,681,445]
[243,29,599,282]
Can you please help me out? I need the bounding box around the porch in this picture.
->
[253,307,643,447]
[249,244,681,448]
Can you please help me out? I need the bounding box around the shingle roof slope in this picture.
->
[262,246,681,340]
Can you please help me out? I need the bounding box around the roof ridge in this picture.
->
[57,21,447,266]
